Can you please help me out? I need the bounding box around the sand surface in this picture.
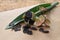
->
[0,0,60,12]
[0,4,60,40]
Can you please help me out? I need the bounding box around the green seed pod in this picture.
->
[6,2,59,29]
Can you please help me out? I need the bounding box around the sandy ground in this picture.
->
[0,4,60,40]
[0,0,60,12]
[0,0,43,11]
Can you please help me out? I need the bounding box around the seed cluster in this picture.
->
[11,11,50,35]
[6,2,59,35]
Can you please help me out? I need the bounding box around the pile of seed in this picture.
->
[11,11,50,35]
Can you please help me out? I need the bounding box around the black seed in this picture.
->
[39,28,49,33]
[29,19,35,25]
[23,24,31,34]
[24,17,28,22]
[25,11,32,18]
[14,28,21,32]
[24,11,32,22]
[27,30,32,35]
[43,31,49,33]
[39,28,44,32]
[23,24,30,29]
[12,27,21,32]
[31,27,37,30]
[23,29,28,33]
[12,23,21,32]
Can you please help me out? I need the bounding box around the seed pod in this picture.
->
[6,2,59,30]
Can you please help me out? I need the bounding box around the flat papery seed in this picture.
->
[34,15,45,26]
[42,23,50,28]
[45,25,50,28]
[44,15,47,17]
[42,24,46,26]
[45,19,50,25]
